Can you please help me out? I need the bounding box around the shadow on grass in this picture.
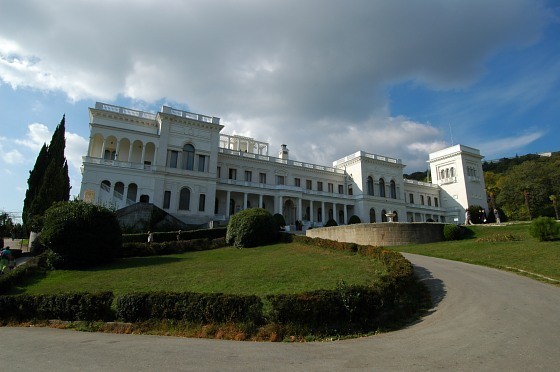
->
[81,255,190,272]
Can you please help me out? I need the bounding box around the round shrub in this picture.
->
[272,213,286,230]
[443,224,462,241]
[347,215,361,225]
[40,201,122,268]
[324,219,338,227]
[529,216,559,242]
[226,208,278,248]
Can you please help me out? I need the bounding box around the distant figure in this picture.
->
[494,209,501,224]
[0,246,13,274]
[465,209,473,225]
[177,230,182,241]
[147,231,153,244]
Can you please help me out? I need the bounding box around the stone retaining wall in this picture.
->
[306,223,445,246]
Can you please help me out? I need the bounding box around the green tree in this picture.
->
[23,144,49,230]
[22,115,71,232]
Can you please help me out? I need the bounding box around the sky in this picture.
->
[0,0,559,218]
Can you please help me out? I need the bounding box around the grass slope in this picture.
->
[396,223,560,284]
[12,243,386,296]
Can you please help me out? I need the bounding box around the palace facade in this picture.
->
[79,102,488,228]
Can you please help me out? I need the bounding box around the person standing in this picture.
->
[147,231,153,244]
[0,246,13,274]
[494,209,501,224]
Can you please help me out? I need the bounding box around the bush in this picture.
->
[115,292,263,324]
[347,215,361,225]
[0,292,114,322]
[443,224,462,241]
[529,217,559,242]
[226,208,278,248]
[40,201,122,269]
[272,213,286,230]
[324,219,338,227]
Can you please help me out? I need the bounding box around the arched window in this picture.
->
[367,176,374,196]
[390,180,396,199]
[101,180,111,192]
[393,211,398,222]
[114,182,124,200]
[440,169,445,180]
[182,144,195,171]
[379,178,386,197]
[179,188,190,210]
[427,196,432,206]
[127,183,138,203]
[369,208,376,223]
[445,169,450,178]
[381,209,387,222]
[450,167,455,177]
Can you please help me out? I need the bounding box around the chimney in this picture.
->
[279,144,289,160]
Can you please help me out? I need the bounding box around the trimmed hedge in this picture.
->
[122,227,227,244]
[1,233,424,338]
[529,216,559,241]
[118,237,226,258]
[116,292,263,323]
[443,224,462,241]
[0,292,114,322]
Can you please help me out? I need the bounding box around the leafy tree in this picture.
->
[40,201,122,269]
[226,208,278,248]
[22,115,70,232]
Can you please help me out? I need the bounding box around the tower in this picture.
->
[428,144,488,224]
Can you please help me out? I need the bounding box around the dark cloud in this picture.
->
[0,0,548,168]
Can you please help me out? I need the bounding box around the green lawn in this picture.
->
[396,223,560,283]
[12,243,386,296]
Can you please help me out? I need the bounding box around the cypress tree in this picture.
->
[22,115,71,232]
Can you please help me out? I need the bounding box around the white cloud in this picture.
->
[478,130,545,159]
[15,123,51,150]
[4,149,24,164]
[0,0,551,169]
[65,132,89,172]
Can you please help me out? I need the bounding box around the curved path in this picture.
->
[1,254,559,371]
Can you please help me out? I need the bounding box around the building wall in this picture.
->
[80,102,485,227]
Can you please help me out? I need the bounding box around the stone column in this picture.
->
[343,204,348,224]
[298,198,303,221]
[309,200,314,222]
[321,201,326,223]
[259,194,263,209]
[226,191,231,218]
[243,193,248,209]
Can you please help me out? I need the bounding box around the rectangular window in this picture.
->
[317,181,323,191]
[217,166,221,178]
[409,193,414,204]
[163,190,171,209]
[197,155,206,172]
[338,185,344,194]
[259,172,266,184]
[229,168,237,180]
[245,170,252,182]
[306,180,312,190]
[167,150,179,168]
[198,194,206,212]
[277,175,285,185]
[328,183,334,193]
[295,178,301,187]
[435,197,439,207]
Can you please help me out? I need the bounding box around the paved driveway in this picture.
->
[1,254,559,371]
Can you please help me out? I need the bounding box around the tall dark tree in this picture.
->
[23,143,49,229]
[22,115,71,232]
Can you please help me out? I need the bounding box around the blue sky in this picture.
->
[0,0,559,218]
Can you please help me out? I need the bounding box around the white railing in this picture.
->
[96,102,157,120]
[403,179,439,188]
[162,105,220,124]
[333,151,402,167]
[82,156,149,171]
[218,148,345,175]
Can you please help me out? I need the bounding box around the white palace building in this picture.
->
[79,102,488,228]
